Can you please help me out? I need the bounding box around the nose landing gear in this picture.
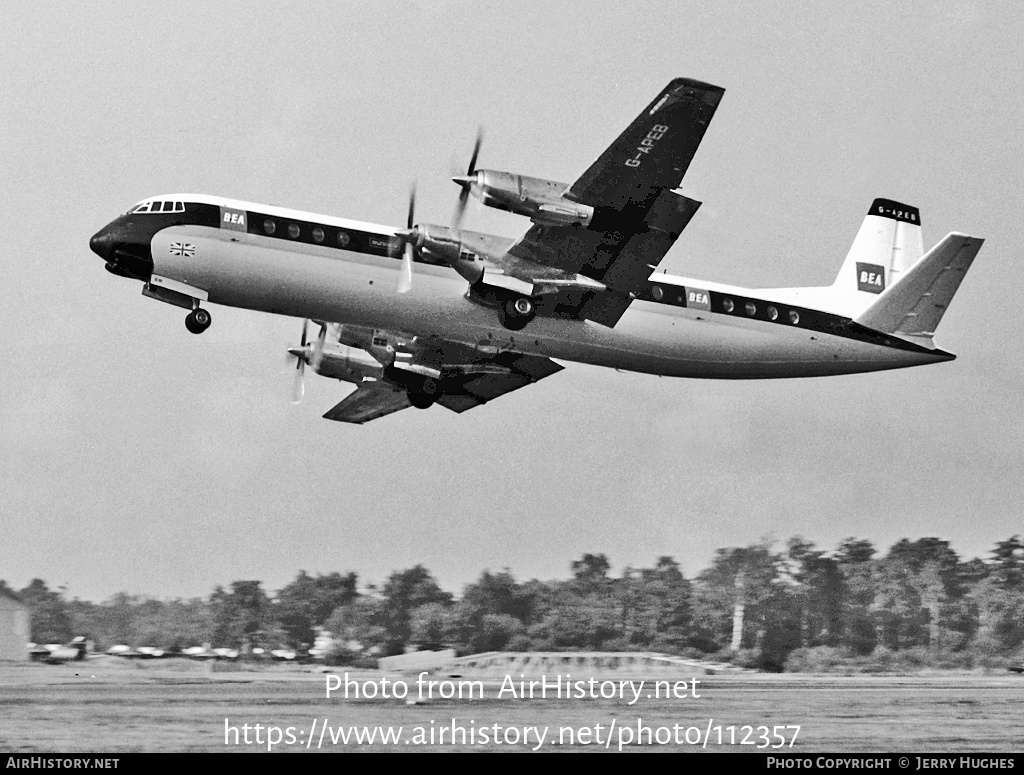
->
[185,307,211,334]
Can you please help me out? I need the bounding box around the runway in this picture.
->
[2,660,1021,752]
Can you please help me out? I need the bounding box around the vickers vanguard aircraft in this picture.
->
[89,78,983,424]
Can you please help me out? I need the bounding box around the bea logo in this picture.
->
[686,287,711,310]
[856,262,885,294]
[220,207,247,231]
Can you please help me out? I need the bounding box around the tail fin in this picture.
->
[830,198,925,317]
[855,232,983,347]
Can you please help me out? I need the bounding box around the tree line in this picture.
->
[5,535,1023,671]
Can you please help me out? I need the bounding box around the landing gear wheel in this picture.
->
[185,307,212,334]
[499,296,536,331]
[409,393,436,410]
[409,377,439,410]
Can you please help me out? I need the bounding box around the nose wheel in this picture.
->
[499,296,536,331]
[185,307,212,334]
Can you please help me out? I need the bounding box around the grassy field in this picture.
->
[1,660,1022,752]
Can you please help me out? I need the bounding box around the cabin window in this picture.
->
[767,306,778,321]
[789,310,800,325]
[337,231,350,247]
[651,286,664,301]
[312,227,325,243]
[745,301,757,316]
[288,224,300,238]
[722,298,734,313]
[264,219,276,235]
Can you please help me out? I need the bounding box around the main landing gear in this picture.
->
[409,377,439,410]
[185,307,211,334]
[499,296,536,331]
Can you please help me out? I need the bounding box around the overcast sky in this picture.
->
[1,1,1021,602]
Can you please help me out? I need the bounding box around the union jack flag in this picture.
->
[169,242,195,257]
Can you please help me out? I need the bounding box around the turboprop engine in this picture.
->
[452,170,594,227]
[288,321,386,402]
[313,344,385,385]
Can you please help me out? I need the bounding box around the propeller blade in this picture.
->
[452,128,482,229]
[296,319,308,368]
[397,243,414,294]
[466,127,483,177]
[288,319,311,403]
[452,190,468,230]
[291,367,305,404]
[310,321,328,371]
[399,183,416,293]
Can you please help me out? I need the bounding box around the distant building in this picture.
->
[0,591,29,661]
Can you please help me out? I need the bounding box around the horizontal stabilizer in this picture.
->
[855,232,983,339]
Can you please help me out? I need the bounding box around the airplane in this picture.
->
[29,636,90,663]
[88,78,983,424]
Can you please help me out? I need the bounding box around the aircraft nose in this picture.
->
[89,228,114,260]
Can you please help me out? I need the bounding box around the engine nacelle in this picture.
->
[457,170,593,226]
[313,344,385,385]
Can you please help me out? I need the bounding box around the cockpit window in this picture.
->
[129,200,185,214]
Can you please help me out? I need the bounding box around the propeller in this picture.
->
[451,127,483,229]
[397,182,416,293]
[287,320,309,404]
[286,320,327,404]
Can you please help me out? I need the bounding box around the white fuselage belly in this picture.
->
[151,225,940,379]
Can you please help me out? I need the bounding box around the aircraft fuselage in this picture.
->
[89,194,951,381]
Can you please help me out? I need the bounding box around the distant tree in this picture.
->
[19,579,73,643]
[570,554,611,591]
[968,538,1024,653]
[461,570,535,622]
[785,538,843,648]
[876,538,966,652]
[324,596,389,656]
[456,570,537,652]
[210,581,274,649]
[834,538,877,654]
[276,571,359,649]
[379,565,452,654]
[991,536,1024,591]
[615,557,692,651]
[0,580,20,601]
[694,543,780,654]
[408,603,461,650]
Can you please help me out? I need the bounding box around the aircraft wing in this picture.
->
[322,340,562,424]
[506,78,723,326]
[436,351,563,413]
[323,382,413,424]
[566,77,725,207]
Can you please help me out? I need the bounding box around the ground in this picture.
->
[1,659,1021,752]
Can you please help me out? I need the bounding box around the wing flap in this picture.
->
[438,351,564,413]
